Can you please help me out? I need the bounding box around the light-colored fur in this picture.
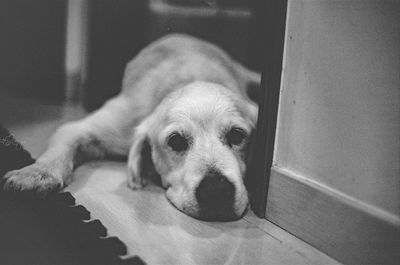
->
[3,34,259,220]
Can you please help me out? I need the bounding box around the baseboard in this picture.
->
[265,167,400,265]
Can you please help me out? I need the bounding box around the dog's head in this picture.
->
[128,82,258,221]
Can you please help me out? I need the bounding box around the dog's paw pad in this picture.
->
[2,164,64,195]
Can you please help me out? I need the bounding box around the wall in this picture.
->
[274,0,399,217]
[84,0,148,111]
[0,0,66,101]
[65,0,89,103]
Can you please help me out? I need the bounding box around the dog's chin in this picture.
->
[167,197,248,222]
[194,207,248,222]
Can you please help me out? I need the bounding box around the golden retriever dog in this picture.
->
[3,34,260,221]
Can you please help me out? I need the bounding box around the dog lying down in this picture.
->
[3,34,260,221]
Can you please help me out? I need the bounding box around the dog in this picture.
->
[3,34,260,221]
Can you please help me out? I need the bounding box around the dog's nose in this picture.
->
[195,170,236,221]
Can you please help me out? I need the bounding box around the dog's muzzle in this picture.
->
[195,169,238,221]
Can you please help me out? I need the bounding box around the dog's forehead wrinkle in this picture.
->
[174,81,235,104]
[173,100,238,127]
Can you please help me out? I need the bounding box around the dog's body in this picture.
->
[3,34,259,221]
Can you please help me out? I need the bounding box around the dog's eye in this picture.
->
[167,133,189,152]
[226,128,247,147]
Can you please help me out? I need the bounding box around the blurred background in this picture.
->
[0,0,266,112]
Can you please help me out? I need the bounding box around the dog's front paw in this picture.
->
[127,158,148,190]
[127,175,148,190]
[2,164,64,195]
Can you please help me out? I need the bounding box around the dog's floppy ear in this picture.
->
[246,80,262,105]
[243,76,260,125]
[127,118,158,189]
[236,97,259,131]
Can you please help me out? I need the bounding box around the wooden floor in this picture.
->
[2,92,340,265]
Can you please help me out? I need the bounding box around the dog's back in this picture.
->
[120,34,259,113]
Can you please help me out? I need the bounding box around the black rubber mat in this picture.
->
[0,125,145,265]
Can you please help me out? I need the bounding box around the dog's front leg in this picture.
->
[2,98,130,195]
[2,122,99,194]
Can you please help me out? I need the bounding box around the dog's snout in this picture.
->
[195,170,236,221]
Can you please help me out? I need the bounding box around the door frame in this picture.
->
[248,0,288,217]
